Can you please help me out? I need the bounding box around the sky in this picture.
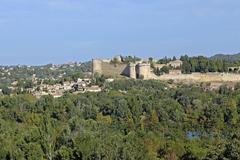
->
[0,0,240,65]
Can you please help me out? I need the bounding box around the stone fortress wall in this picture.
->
[92,55,240,82]
[158,72,240,82]
[92,59,129,77]
[92,56,152,79]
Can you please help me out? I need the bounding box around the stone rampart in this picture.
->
[92,59,152,79]
[158,72,240,82]
[101,62,129,77]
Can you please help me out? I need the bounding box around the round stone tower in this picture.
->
[113,55,122,62]
[138,63,151,79]
[129,63,136,79]
[92,59,102,74]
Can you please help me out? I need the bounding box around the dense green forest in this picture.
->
[1,79,240,160]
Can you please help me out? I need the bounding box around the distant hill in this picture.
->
[210,53,240,62]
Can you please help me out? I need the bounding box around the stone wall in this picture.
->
[92,59,153,79]
[129,63,136,79]
[137,63,151,79]
[92,59,102,74]
[101,62,129,77]
[93,58,240,82]
[158,72,240,82]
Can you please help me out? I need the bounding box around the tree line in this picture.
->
[180,55,240,74]
[1,80,240,159]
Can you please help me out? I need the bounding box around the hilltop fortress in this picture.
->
[92,59,151,79]
[92,55,240,84]
[92,55,182,79]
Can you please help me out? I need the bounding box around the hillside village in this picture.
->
[21,78,102,98]
[0,61,103,98]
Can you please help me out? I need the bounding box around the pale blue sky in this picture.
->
[0,0,240,65]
